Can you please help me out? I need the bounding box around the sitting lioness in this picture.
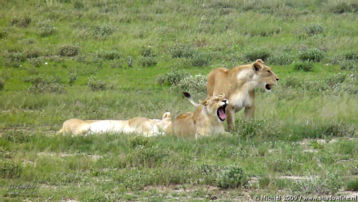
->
[57,112,172,137]
[168,93,229,138]
[186,60,279,131]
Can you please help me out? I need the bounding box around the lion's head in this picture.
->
[201,94,228,122]
[252,59,279,91]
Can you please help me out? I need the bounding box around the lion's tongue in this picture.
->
[218,108,226,120]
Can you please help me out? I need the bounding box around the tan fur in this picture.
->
[57,112,172,137]
[207,59,279,130]
[169,94,229,138]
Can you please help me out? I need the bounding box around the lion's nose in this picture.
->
[276,78,279,81]
[223,99,228,104]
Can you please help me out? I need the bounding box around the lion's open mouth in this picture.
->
[265,84,272,90]
[217,104,227,121]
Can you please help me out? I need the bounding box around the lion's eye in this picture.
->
[267,70,271,73]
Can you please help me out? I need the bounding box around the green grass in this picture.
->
[1,0,358,200]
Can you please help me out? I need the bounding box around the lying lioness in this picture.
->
[168,93,229,138]
[206,59,279,130]
[57,112,172,137]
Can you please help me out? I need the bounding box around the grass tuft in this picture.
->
[294,61,314,72]
[58,45,79,57]
[299,48,324,62]
[87,76,106,91]
[11,16,31,27]
[216,166,248,189]
[346,179,358,191]
[245,49,270,62]
[0,160,22,178]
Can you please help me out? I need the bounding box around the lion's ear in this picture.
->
[255,59,264,64]
[162,112,171,119]
[253,60,263,71]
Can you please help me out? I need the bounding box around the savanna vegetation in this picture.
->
[1,0,358,200]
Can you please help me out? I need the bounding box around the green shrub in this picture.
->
[141,46,156,57]
[29,57,44,67]
[24,48,42,59]
[294,61,314,72]
[304,24,324,36]
[139,56,157,67]
[157,70,190,86]
[25,75,65,93]
[58,45,79,57]
[331,2,358,13]
[0,78,5,90]
[92,24,114,39]
[295,172,343,194]
[28,83,65,94]
[191,53,210,67]
[267,53,294,65]
[259,176,270,188]
[88,76,106,91]
[0,30,8,39]
[0,160,22,178]
[69,72,77,86]
[216,166,248,189]
[73,0,84,9]
[245,49,270,62]
[5,51,26,68]
[11,16,31,27]
[38,20,56,37]
[347,179,358,191]
[127,145,167,168]
[340,60,357,70]
[169,44,194,58]
[96,50,121,60]
[344,51,358,61]
[299,48,324,62]
[172,74,207,93]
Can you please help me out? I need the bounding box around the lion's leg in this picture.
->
[244,105,255,119]
[226,107,236,131]
[245,90,255,119]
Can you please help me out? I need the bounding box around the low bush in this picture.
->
[25,75,65,93]
[139,56,157,67]
[92,24,114,39]
[29,57,44,67]
[299,48,324,62]
[38,20,57,37]
[58,45,79,57]
[0,160,22,178]
[331,2,358,14]
[87,76,106,91]
[172,74,207,93]
[0,30,8,39]
[267,52,294,65]
[216,166,248,189]
[0,78,5,90]
[169,44,194,58]
[24,48,42,59]
[346,179,358,191]
[304,24,324,36]
[141,46,156,57]
[245,49,270,62]
[96,50,121,60]
[4,51,26,68]
[294,61,314,72]
[11,16,31,27]
[344,51,358,61]
[157,70,190,86]
[191,52,210,67]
